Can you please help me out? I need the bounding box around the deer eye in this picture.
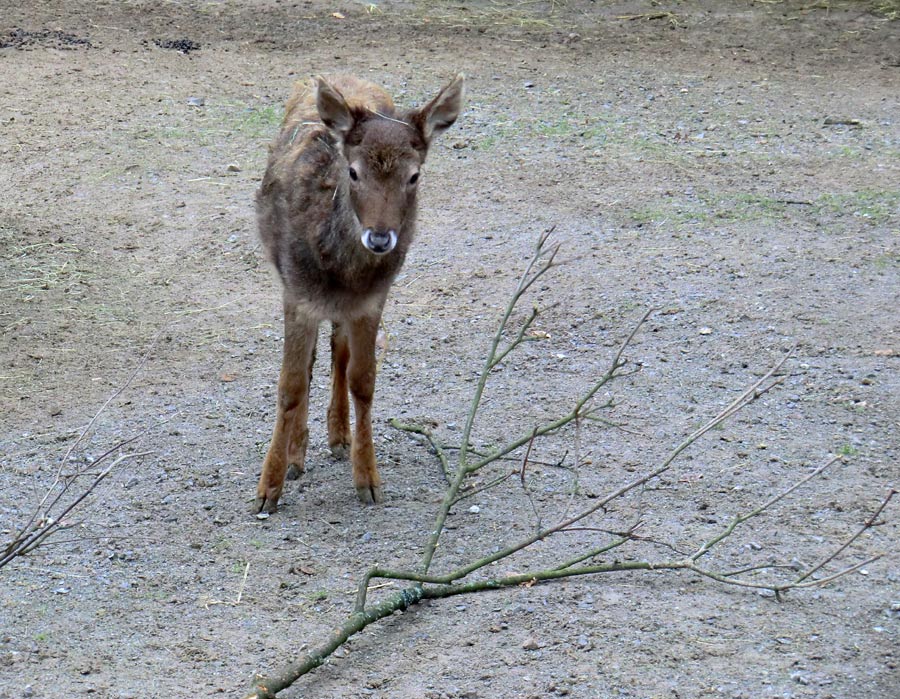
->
[408,172,419,185]
[348,166,359,181]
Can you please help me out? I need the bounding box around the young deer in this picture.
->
[254,74,465,514]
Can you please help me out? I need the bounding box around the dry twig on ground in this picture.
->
[1,335,163,570]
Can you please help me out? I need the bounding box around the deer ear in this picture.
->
[316,76,354,136]
[412,73,465,145]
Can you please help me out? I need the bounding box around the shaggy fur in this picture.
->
[254,73,464,514]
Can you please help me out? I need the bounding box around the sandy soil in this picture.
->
[1,2,898,698]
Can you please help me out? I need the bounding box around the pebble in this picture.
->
[522,637,541,650]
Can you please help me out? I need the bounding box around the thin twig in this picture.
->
[451,469,517,505]
[419,228,558,575]
[14,328,165,544]
[236,562,251,604]
[794,488,896,584]
[691,453,842,562]
[1,451,152,568]
[520,428,542,529]
[389,418,452,483]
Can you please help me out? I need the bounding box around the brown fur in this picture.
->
[254,73,464,514]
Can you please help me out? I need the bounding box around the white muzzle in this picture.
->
[361,228,398,255]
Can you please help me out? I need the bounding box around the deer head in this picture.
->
[315,74,465,256]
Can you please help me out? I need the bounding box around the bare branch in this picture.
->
[1,450,152,569]
[794,488,896,584]
[11,328,165,550]
[389,418,453,483]
[691,454,842,562]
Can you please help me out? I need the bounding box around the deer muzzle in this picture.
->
[361,228,398,255]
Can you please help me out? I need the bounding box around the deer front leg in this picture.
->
[254,301,317,515]
[347,314,383,504]
[327,321,351,458]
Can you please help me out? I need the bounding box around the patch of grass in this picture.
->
[471,113,621,152]
[407,1,562,29]
[871,0,900,19]
[628,191,794,228]
[307,589,329,602]
[0,240,89,297]
[838,443,859,457]
[470,134,499,151]
[872,252,898,270]
[131,102,284,147]
[629,204,703,227]
[815,190,900,224]
[212,537,232,552]
[230,104,284,138]
[628,188,899,231]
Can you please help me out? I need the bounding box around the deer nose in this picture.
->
[361,228,398,255]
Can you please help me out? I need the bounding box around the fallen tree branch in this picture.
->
[244,230,892,697]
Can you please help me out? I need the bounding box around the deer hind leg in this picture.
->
[327,320,351,458]
[254,301,318,515]
[347,314,383,504]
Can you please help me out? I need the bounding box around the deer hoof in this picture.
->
[286,463,303,480]
[252,495,279,516]
[329,442,350,460]
[356,484,384,505]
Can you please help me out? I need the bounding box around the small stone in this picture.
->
[227,163,242,172]
[790,672,810,685]
[256,512,269,520]
[187,96,205,107]
[699,327,713,335]
[522,637,541,650]
[468,505,480,514]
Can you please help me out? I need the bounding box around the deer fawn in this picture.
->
[253,74,465,514]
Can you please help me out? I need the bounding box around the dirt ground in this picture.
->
[1,1,898,698]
